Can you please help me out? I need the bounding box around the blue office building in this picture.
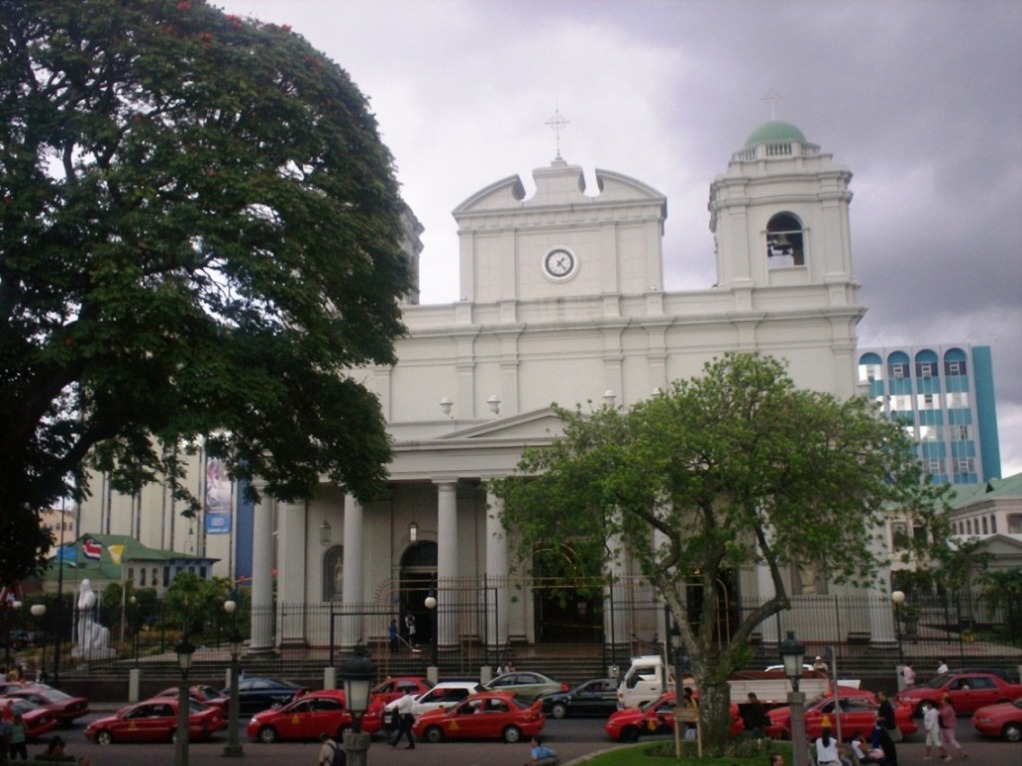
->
[857,345,1001,485]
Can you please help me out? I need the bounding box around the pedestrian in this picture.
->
[938,694,965,760]
[922,700,947,761]
[680,686,698,740]
[936,659,948,675]
[902,663,916,687]
[404,614,416,646]
[386,691,416,749]
[742,692,768,739]
[530,736,557,762]
[318,732,345,766]
[877,691,901,742]
[769,754,785,766]
[871,716,899,766]
[813,726,841,766]
[388,619,398,653]
[7,713,27,761]
[813,655,830,676]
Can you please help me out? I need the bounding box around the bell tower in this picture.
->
[708,121,857,305]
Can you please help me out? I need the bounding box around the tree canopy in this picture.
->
[492,353,951,746]
[0,0,411,585]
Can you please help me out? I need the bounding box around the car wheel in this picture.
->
[96,730,113,746]
[258,726,279,744]
[425,725,444,743]
[550,702,568,719]
[502,725,523,743]
[1003,722,1022,743]
[621,725,639,743]
[170,729,178,744]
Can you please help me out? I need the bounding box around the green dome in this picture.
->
[744,121,807,148]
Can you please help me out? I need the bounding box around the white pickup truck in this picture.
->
[616,655,860,709]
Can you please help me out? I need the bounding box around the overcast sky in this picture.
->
[218,0,1022,477]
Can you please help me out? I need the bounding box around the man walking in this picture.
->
[386,692,416,749]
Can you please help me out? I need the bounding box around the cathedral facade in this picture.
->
[80,121,901,655]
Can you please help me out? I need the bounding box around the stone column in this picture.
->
[485,489,510,648]
[435,480,458,647]
[277,501,307,648]
[249,490,275,654]
[341,494,364,648]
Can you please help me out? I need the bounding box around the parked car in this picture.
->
[604,691,743,742]
[538,677,619,719]
[370,676,433,707]
[895,672,1022,716]
[408,681,481,716]
[3,685,90,726]
[216,677,307,716]
[84,697,225,744]
[245,689,382,743]
[766,688,916,740]
[153,685,225,709]
[971,698,1022,742]
[948,667,1016,683]
[412,691,545,743]
[482,671,567,700]
[0,697,58,741]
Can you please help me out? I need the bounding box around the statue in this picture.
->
[71,579,115,660]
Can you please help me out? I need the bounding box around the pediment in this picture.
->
[435,407,566,442]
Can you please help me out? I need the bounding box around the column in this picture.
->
[485,489,510,649]
[277,502,307,648]
[435,480,458,647]
[249,491,275,654]
[341,494,364,648]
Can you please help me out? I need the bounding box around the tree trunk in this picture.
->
[698,679,733,750]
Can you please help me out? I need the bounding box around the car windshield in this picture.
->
[509,695,533,709]
[924,674,951,689]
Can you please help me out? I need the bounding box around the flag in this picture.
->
[53,545,77,563]
[108,544,125,566]
[82,537,102,560]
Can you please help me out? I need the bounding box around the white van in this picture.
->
[616,655,675,709]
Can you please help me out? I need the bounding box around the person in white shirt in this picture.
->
[922,701,948,761]
[936,660,949,675]
[317,732,344,766]
[386,692,416,749]
[814,727,841,766]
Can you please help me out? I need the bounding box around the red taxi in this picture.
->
[972,698,1022,742]
[766,688,916,740]
[895,671,1022,716]
[3,685,89,726]
[85,697,225,744]
[246,689,382,743]
[370,676,432,707]
[412,691,545,743]
[0,697,58,740]
[604,691,743,742]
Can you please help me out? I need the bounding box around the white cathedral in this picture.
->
[78,120,900,656]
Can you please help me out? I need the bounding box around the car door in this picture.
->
[950,675,997,713]
[839,696,878,734]
[274,697,319,739]
[477,696,513,739]
[445,698,486,740]
[122,702,173,742]
[574,679,614,716]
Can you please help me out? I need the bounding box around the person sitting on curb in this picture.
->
[528,736,558,764]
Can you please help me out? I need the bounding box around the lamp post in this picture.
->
[223,599,244,757]
[3,599,21,672]
[174,636,195,766]
[30,604,46,682]
[891,590,906,668]
[339,647,376,766]
[780,630,808,766]
[424,589,438,675]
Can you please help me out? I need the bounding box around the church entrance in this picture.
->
[398,542,436,649]
[532,544,604,643]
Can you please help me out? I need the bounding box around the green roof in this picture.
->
[744,121,807,148]
[948,472,1022,509]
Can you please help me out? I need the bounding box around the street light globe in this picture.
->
[30,604,46,618]
[424,595,437,610]
[224,599,237,614]
[891,590,906,605]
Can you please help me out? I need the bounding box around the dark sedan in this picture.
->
[217,677,307,716]
[539,677,619,719]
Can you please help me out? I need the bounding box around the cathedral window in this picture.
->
[765,213,805,267]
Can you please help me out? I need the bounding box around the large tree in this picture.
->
[493,353,951,748]
[0,1,411,585]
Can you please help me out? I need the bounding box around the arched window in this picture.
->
[766,212,805,267]
[323,545,343,601]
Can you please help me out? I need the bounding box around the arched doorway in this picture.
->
[398,542,436,648]
[532,544,603,643]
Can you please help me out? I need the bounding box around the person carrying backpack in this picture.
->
[318,732,346,766]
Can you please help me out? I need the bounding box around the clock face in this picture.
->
[543,248,576,279]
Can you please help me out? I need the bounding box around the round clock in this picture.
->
[543,248,576,279]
